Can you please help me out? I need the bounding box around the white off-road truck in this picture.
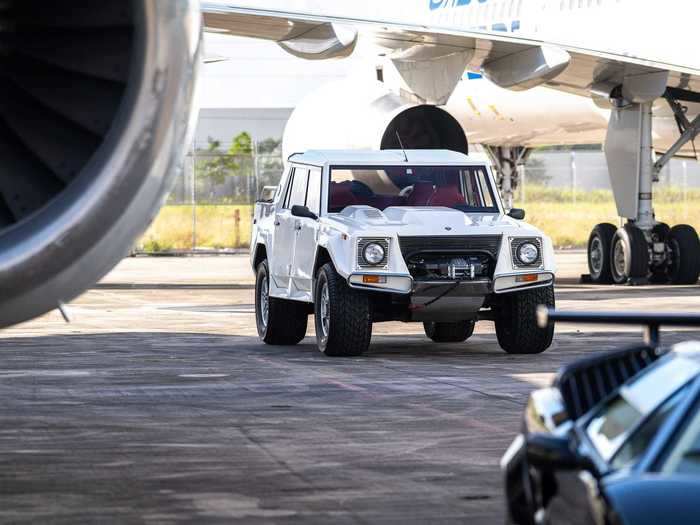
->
[251,150,556,357]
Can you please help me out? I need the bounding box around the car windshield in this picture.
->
[328,165,498,213]
[586,356,700,462]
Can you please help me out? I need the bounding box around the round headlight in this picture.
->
[516,242,539,265]
[363,243,386,265]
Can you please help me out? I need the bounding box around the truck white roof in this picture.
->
[287,149,484,167]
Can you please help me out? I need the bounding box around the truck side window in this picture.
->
[282,168,295,209]
[305,168,322,215]
[288,168,309,209]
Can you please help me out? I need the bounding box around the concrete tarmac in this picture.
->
[1,253,699,523]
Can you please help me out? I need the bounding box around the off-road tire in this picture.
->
[668,225,700,285]
[314,263,372,357]
[587,223,617,284]
[423,321,475,343]
[610,224,648,284]
[255,260,308,345]
[495,285,555,355]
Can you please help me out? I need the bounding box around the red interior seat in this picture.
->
[428,185,466,207]
[407,182,435,206]
[329,181,358,211]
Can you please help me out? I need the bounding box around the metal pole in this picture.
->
[570,150,577,205]
[683,160,688,221]
[192,147,197,250]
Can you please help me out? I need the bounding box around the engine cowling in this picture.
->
[283,79,468,158]
[0,0,200,327]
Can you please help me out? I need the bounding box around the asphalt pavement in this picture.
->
[1,253,699,523]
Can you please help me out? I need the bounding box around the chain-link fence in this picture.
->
[136,141,285,253]
[137,143,700,252]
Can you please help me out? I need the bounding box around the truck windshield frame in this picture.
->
[328,165,500,214]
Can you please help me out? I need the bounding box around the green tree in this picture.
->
[197,132,253,185]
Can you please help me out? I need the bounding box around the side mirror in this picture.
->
[526,434,599,476]
[257,186,277,203]
[508,208,526,220]
[291,205,318,221]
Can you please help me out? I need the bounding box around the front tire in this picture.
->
[495,285,555,355]
[424,321,475,343]
[668,225,700,285]
[314,263,372,357]
[610,224,648,284]
[255,261,308,345]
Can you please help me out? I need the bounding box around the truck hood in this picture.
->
[324,206,542,237]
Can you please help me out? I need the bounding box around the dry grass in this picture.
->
[137,205,253,251]
[137,187,700,251]
[517,186,700,248]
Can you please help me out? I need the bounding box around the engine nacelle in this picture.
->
[0,0,200,327]
[283,80,468,159]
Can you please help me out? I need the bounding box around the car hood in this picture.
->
[604,476,700,525]
[324,206,541,237]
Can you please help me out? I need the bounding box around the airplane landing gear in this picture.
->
[586,88,700,286]
[586,221,700,285]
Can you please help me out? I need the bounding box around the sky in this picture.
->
[198,34,362,109]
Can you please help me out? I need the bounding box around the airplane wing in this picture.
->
[201,3,700,105]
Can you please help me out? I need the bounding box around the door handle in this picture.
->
[294,221,302,231]
[274,221,281,227]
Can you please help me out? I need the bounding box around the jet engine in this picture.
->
[0,0,200,327]
[283,80,468,158]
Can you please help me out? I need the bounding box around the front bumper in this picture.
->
[409,280,490,322]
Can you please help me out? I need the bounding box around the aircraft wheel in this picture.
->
[587,223,617,284]
[610,224,648,285]
[650,223,671,284]
[668,225,700,285]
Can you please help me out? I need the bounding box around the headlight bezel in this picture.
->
[511,237,543,268]
[357,238,390,268]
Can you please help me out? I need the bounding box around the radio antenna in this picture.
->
[395,132,408,163]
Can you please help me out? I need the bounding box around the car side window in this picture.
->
[305,168,322,215]
[282,168,295,209]
[610,385,689,470]
[289,168,309,208]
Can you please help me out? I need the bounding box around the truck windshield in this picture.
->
[328,165,499,213]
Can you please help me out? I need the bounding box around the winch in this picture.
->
[407,254,488,281]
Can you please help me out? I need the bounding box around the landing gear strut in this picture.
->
[484,146,530,209]
[586,92,700,285]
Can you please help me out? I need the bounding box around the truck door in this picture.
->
[291,167,322,296]
[270,167,307,291]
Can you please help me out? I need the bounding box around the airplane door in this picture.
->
[291,167,322,296]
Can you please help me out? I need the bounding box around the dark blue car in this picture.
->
[502,310,700,525]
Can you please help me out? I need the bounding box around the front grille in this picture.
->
[398,235,502,260]
[510,237,543,269]
[357,238,389,268]
[554,346,663,420]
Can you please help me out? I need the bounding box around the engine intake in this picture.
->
[283,80,468,158]
[0,0,200,327]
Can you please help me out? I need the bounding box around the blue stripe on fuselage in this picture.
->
[430,0,488,10]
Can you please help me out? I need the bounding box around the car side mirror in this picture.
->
[508,208,526,220]
[257,186,277,203]
[526,434,599,476]
[291,205,318,221]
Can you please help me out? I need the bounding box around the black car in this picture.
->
[502,309,700,525]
